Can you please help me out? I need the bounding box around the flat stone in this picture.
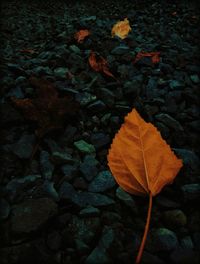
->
[79,206,100,217]
[163,209,187,227]
[40,151,54,180]
[80,155,98,181]
[88,170,116,192]
[155,113,184,131]
[74,140,95,154]
[11,198,57,234]
[181,184,200,201]
[87,100,106,113]
[90,133,110,149]
[11,134,36,159]
[51,151,73,164]
[190,74,199,84]
[111,45,130,55]
[0,199,10,220]
[61,164,78,181]
[116,187,137,213]
[54,67,68,78]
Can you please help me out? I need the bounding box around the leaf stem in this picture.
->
[135,192,153,264]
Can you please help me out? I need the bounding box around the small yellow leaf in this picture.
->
[111,18,131,39]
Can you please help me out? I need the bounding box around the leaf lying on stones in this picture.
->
[74,29,90,43]
[107,108,182,263]
[89,51,115,79]
[11,77,79,138]
[133,51,160,64]
[111,18,131,39]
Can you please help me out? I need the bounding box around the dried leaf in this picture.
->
[111,18,131,39]
[107,108,183,196]
[89,51,115,79]
[74,29,90,43]
[11,77,79,137]
[133,51,160,64]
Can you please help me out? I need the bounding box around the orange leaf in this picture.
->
[133,51,160,64]
[107,108,183,263]
[88,51,115,79]
[111,18,131,39]
[108,108,182,196]
[74,29,90,43]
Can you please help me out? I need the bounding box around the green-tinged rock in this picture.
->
[74,140,95,154]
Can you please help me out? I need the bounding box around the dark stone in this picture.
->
[79,206,100,217]
[90,133,110,149]
[97,88,115,106]
[163,209,187,227]
[170,249,200,264]
[46,231,61,251]
[111,45,130,55]
[73,177,88,190]
[61,164,78,181]
[51,150,73,165]
[80,155,98,182]
[88,170,116,193]
[11,198,57,234]
[87,100,106,113]
[123,80,141,96]
[155,113,184,131]
[181,184,200,201]
[40,151,54,180]
[0,199,10,220]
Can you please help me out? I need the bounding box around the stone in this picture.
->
[43,180,59,201]
[46,231,61,251]
[79,206,100,217]
[181,184,200,201]
[190,74,199,84]
[11,198,57,234]
[69,45,81,54]
[74,140,95,154]
[111,45,130,55]
[0,199,10,220]
[11,134,36,159]
[123,80,141,96]
[98,88,115,106]
[75,92,96,106]
[85,226,114,264]
[146,228,179,252]
[6,86,24,99]
[141,252,165,264]
[90,133,110,149]
[54,67,68,78]
[169,80,184,89]
[61,164,78,181]
[73,177,88,190]
[51,151,73,164]
[59,182,115,207]
[170,249,200,264]
[88,170,116,193]
[87,100,106,113]
[155,113,184,131]
[80,155,98,181]
[116,187,137,213]
[40,151,54,180]
[163,209,187,227]
[180,236,194,250]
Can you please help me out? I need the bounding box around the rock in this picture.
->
[34,66,52,75]
[146,228,179,252]
[59,125,77,145]
[173,148,200,173]
[111,45,130,55]
[6,86,24,99]
[85,226,114,264]
[69,45,81,54]
[98,88,115,106]
[190,74,199,84]
[51,151,73,164]
[73,177,88,190]
[90,133,110,149]
[43,180,59,201]
[59,182,115,207]
[145,77,158,99]
[123,80,141,96]
[163,209,187,227]
[88,170,116,192]
[181,184,200,201]
[54,67,68,78]
[79,206,100,217]
[74,140,95,154]
[181,236,194,250]
[87,100,106,113]
[0,199,10,220]
[155,113,184,131]
[10,134,36,159]
[11,198,57,234]
[46,231,61,251]
[155,196,180,208]
[1,103,23,124]
[141,252,165,264]
[169,80,184,89]
[40,151,54,180]
[75,92,96,106]
[80,155,98,181]
[116,187,137,213]
[61,164,78,181]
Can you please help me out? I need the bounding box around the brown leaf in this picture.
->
[74,29,90,43]
[88,51,115,79]
[133,52,160,64]
[108,108,182,196]
[11,77,79,137]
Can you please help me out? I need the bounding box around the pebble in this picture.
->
[88,170,116,192]
[181,184,200,201]
[163,209,187,227]
[190,74,199,84]
[61,164,78,181]
[155,113,184,131]
[51,151,73,164]
[54,67,68,78]
[0,199,10,220]
[40,151,54,180]
[90,133,110,149]
[116,187,137,213]
[111,45,130,55]
[74,140,95,154]
[87,100,106,113]
[146,228,179,252]
[79,206,100,217]
[79,155,98,181]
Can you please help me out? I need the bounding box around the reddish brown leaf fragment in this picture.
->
[133,51,160,64]
[74,29,90,43]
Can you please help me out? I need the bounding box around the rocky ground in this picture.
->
[0,0,200,263]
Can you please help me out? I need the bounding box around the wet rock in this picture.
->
[170,249,200,264]
[155,113,184,131]
[59,182,114,207]
[90,133,110,149]
[88,170,116,193]
[79,206,100,217]
[74,140,95,154]
[73,177,88,190]
[59,125,77,145]
[87,100,106,113]
[97,88,115,106]
[123,80,141,96]
[0,199,10,220]
[169,80,184,90]
[181,236,194,250]
[40,151,54,180]
[163,209,187,227]
[43,180,59,201]
[69,45,81,54]
[190,74,199,84]
[116,187,137,213]
[85,226,114,264]
[80,155,98,181]
[75,92,96,106]
[51,150,73,165]
[155,196,180,208]
[9,134,36,159]
[181,184,200,201]
[11,198,57,234]
[111,45,130,55]
[54,67,68,78]
[146,228,179,252]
